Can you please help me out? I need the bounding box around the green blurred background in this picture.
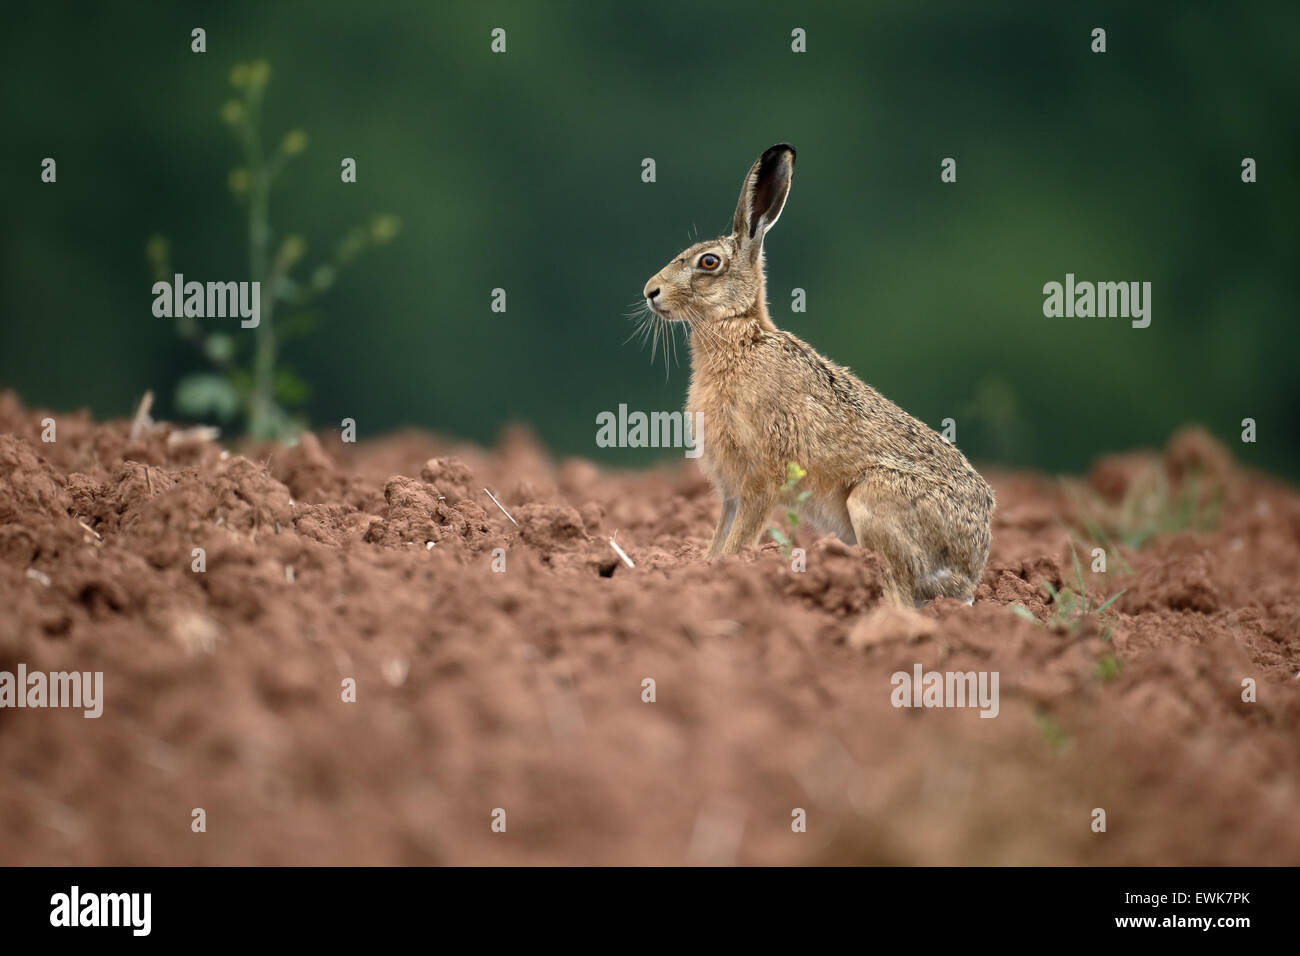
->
[2,1,1297,475]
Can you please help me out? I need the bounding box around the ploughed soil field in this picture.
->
[1,390,1298,865]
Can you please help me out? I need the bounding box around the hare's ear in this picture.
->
[732,143,796,257]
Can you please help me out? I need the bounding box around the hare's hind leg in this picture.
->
[845,480,923,606]
[706,495,738,559]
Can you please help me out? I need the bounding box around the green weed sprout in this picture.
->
[1011,536,1126,637]
[1064,465,1222,556]
[1112,466,1223,549]
[768,461,811,557]
[147,59,400,439]
[1095,654,1122,683]
[1033,708,1070,752]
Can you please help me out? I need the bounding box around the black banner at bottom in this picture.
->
[0,865,1286,943]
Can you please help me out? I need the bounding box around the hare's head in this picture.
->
[643,144,795,329]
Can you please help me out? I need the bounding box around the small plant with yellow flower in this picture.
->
[768,462,812,557]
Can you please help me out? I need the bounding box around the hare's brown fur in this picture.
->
[643,144,994,605]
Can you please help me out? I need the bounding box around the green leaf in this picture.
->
[1034,710,1070,751]
[247,399,301,441]
[1069,537,1088,613]
[309,265,336,295]
[1093,589,1127,615]
[203,333,235,364]
[278,311,319,342]
[270,275,300,303]
[175,373,241,421]
[228,369,255,399]
[274,367,311,405]
[1010,605,1039,624]
[1095,655,1121,683]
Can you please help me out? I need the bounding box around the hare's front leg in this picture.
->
[719,488,777,555]
[706,496,738,559]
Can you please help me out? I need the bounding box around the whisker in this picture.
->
[623,296,726,374]
[660,315,673,381]
[679,303,726,351]
[668,318,681,377]
[623,315,649,347]
[663,315,676,379]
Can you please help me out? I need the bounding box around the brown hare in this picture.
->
[642,144,994,606]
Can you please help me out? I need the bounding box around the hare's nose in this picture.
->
[645,287,661,301]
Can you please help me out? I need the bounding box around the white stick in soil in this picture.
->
[483,488,518,526]
[609,536,635,569]
[129,390,154,442]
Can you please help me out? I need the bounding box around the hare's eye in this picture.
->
[698,253,721,271]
